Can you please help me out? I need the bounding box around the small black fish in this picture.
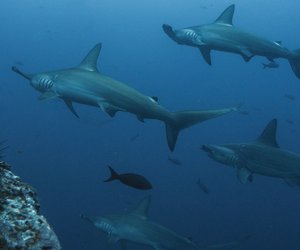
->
[0,140,8,159]
[238,111,249,115]
[130,133,140,142]
[14,61,24,66]
[284,94,296,101]
[197,179,209,194]
[286,119,294,125]
[104,165,152,190]
[168,156,182,166]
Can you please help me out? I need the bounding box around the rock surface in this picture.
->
[0,161,62,250]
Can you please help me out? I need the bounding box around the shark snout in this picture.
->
[202,144,215,156]
[11,66,32,80]
[162,24,174,37]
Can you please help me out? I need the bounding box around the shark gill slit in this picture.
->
[39,78,53,90]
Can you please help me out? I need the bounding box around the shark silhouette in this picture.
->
[82,196,248,250]
[12,43,237,151]
[163,4,300,79]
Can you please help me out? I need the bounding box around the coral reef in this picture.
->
[0,161,62,250]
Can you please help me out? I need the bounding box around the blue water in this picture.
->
[1,0,300,249]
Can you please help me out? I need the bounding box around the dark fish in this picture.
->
[262,61,279,69]
[130,133,140,142]
[168,156,182,166]
[104,165,152,190]
[0,140,8,159]
[14,61,24,66]
[238,110,249,115]
[286,119,294,125]
[197,179,209,194]
[284,94,296,101]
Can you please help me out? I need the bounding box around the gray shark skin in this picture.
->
[12,43,237,151]
[163,4,300,79]
[82,196,247,250]
[202,119,300,186]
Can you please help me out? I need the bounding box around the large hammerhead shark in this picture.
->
[12,43,237,151]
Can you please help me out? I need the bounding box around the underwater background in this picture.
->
[1,0,300,249]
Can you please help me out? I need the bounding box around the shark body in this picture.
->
[12,44,237,151]
[82,196,199,250]
[202,119,300,186]
[163,4,300,79]
[82,196,247,250]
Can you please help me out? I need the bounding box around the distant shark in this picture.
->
[163,4,300,79]
[202,119,300,186]
[82,196,248,250]
[12,43,237,151]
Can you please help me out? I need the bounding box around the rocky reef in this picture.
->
[0,160,62,250]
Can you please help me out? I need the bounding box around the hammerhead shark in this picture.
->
[12,43,237,151]
[202,119,300,186]
[82,196,249,250]
[163,4,300,79]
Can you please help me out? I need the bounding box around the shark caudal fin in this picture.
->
[289,49,300,79]
[166,105,239,151]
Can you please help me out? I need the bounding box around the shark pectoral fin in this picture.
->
[285,177,300,187]
[237,168,252,184]
[199,46,212,65]
[98,102,119,117]
[108,234,119,245]
[63,99,79,118]
[38,91,59,100]
[240,49,254,62]
[136,115,145,123]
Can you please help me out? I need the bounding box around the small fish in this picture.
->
[104,165,152,190]
[197,179,209,194]
[286,119,294,125]
[168,156,182,166]
[0,140,8,159]
[238,110,249,115]
[14,61,24,66]
[262,61,279,69]
[284,94,296,101]
[130,133,140,142]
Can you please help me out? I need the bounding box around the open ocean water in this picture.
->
[1,0,300,249]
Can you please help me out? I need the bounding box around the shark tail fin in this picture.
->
[288,49,300,79]
[166,105,239,151]
[104,165,119,182]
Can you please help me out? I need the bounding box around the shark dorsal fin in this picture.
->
[77,43,102,72]
[256,119,279,148]
[214,4,235,26]
[131,196,151,219]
